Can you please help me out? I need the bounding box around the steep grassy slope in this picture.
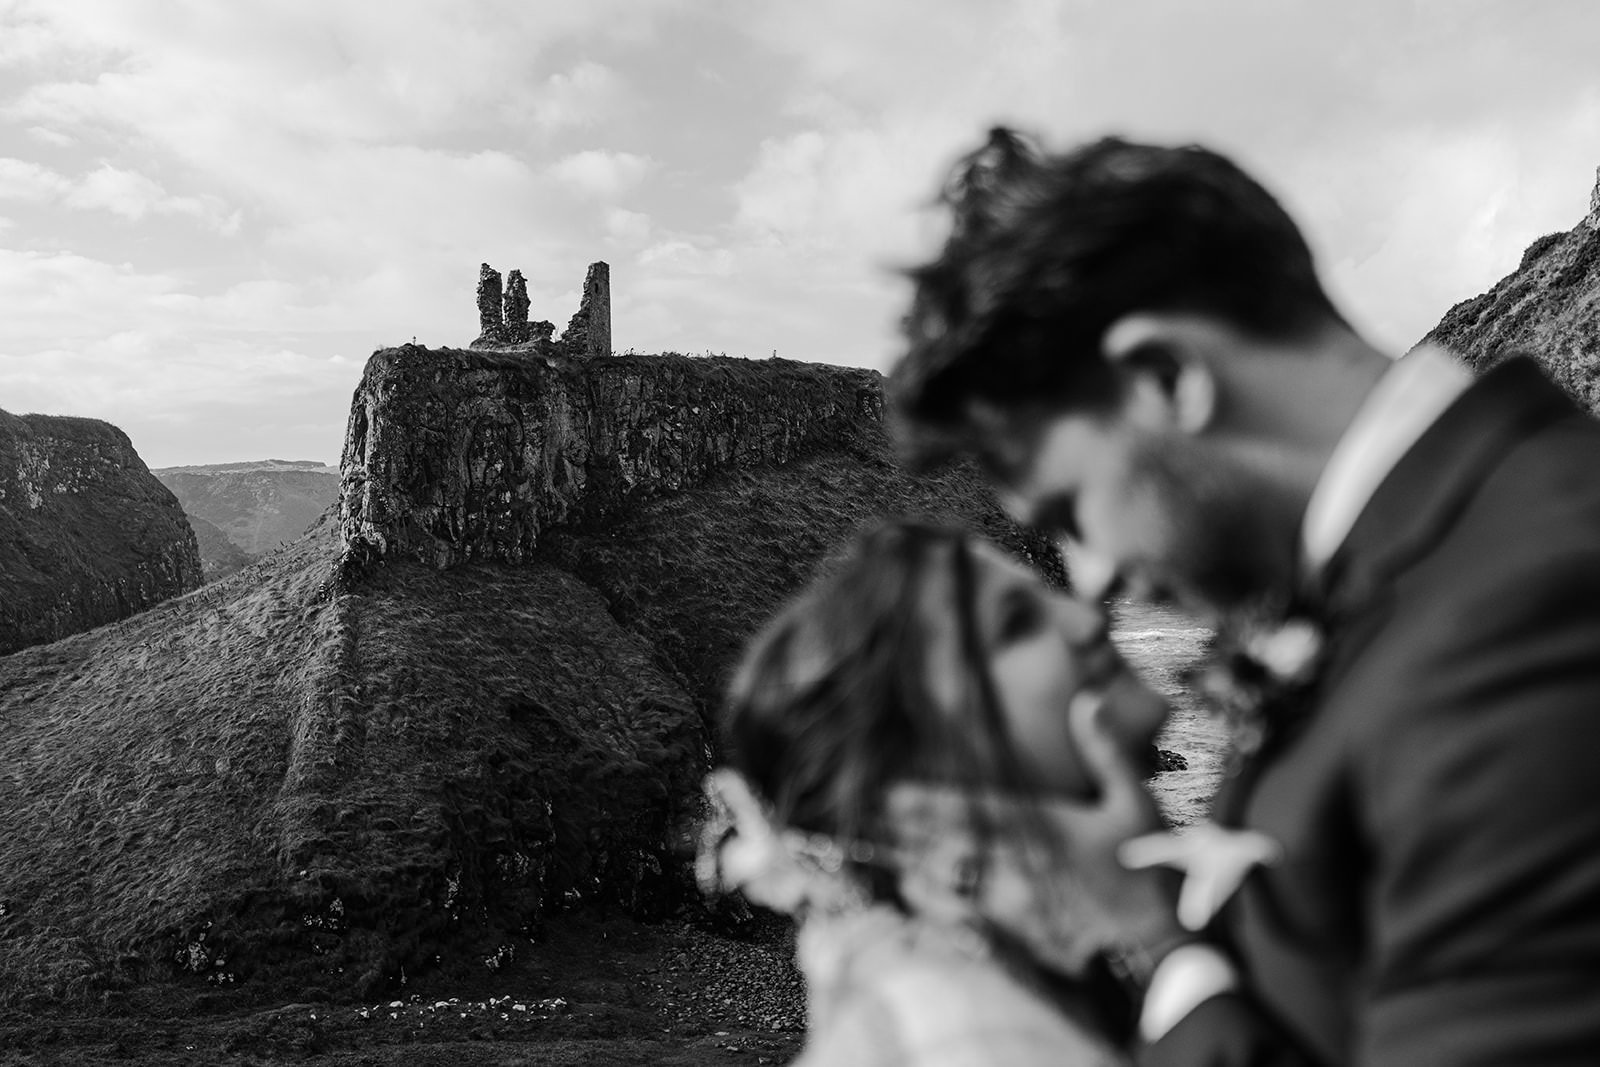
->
[541,415,1061,714]
[0,514,703,1006]
[1419,184,1600,412]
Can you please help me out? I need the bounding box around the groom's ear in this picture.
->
[1101,312,1218,435]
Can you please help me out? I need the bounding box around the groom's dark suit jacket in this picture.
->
[1144,356,1600,1066]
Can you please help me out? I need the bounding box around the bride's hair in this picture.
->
[721,521,1042,901]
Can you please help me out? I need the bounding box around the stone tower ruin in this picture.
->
[563,262,611,360]
[471,261,610,356]
[476,264,505,344]
[503,269,530,335]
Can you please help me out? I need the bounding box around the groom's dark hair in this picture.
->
[891,127,1344,469]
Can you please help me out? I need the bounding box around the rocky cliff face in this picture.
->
[0,408,202,655]
[1419,167,1600,412]
[340,346,886,569]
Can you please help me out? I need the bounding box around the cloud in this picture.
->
[0,6,669,292]
[24,124,74,147]
[252,144,570,283]
[2,341,356,467]
[1301,111,1600,352]
[526,61,628,132]
[636,239,733,276]
[0,157,71,201]
[0,3,662,278]
[63,164,240,232]
[717,0,1600,363]
[0,7,62,67]
[604,207,651,244]
[0,248,355,464]
[2,2,667,140]
[5,0,1600,465]
[550,149,653,199]
[64,165,180,219]
[0,158,239,232]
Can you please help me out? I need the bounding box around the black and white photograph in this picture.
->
[2,2,1599,1063]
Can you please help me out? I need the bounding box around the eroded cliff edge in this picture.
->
[0,408,202,654]
[340,346,891,570]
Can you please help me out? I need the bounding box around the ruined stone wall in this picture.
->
[0,409,202,653]
[475,264,504,344]
[338,347,883,568]
[471,261,610,356]
[562,262,611,359]
[503,269,531,341]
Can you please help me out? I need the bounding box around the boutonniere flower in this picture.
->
[1187,614,1328,767]
[1242,618,1324,685]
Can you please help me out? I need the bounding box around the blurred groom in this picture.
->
[888,128,1600,1065]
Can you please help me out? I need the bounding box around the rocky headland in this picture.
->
[0,339,1059,1021]
[0,407,201,655]
[343,347,886,568]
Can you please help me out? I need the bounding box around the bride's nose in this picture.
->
[1047,595,1125,690]
[1063,540,1119,601]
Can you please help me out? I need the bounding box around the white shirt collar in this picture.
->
[1299,344,1474,578]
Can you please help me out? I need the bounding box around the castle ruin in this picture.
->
[472,261,609,357]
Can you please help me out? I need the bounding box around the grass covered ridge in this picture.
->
[0,514,705,1007]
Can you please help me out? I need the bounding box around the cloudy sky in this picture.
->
[1,0,1596,467]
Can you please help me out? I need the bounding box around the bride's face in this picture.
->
[921,541,1168,796]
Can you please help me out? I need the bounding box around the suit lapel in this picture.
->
[1316,356,1577,622]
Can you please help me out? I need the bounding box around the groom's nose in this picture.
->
[1064,540,1119,602]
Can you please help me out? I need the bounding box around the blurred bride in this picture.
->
[698,522,1173,1066]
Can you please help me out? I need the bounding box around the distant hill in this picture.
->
[1419,166,1600,412]
[0,407,202,655]
[0,346,1058,1007]
[152,460,340,577]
